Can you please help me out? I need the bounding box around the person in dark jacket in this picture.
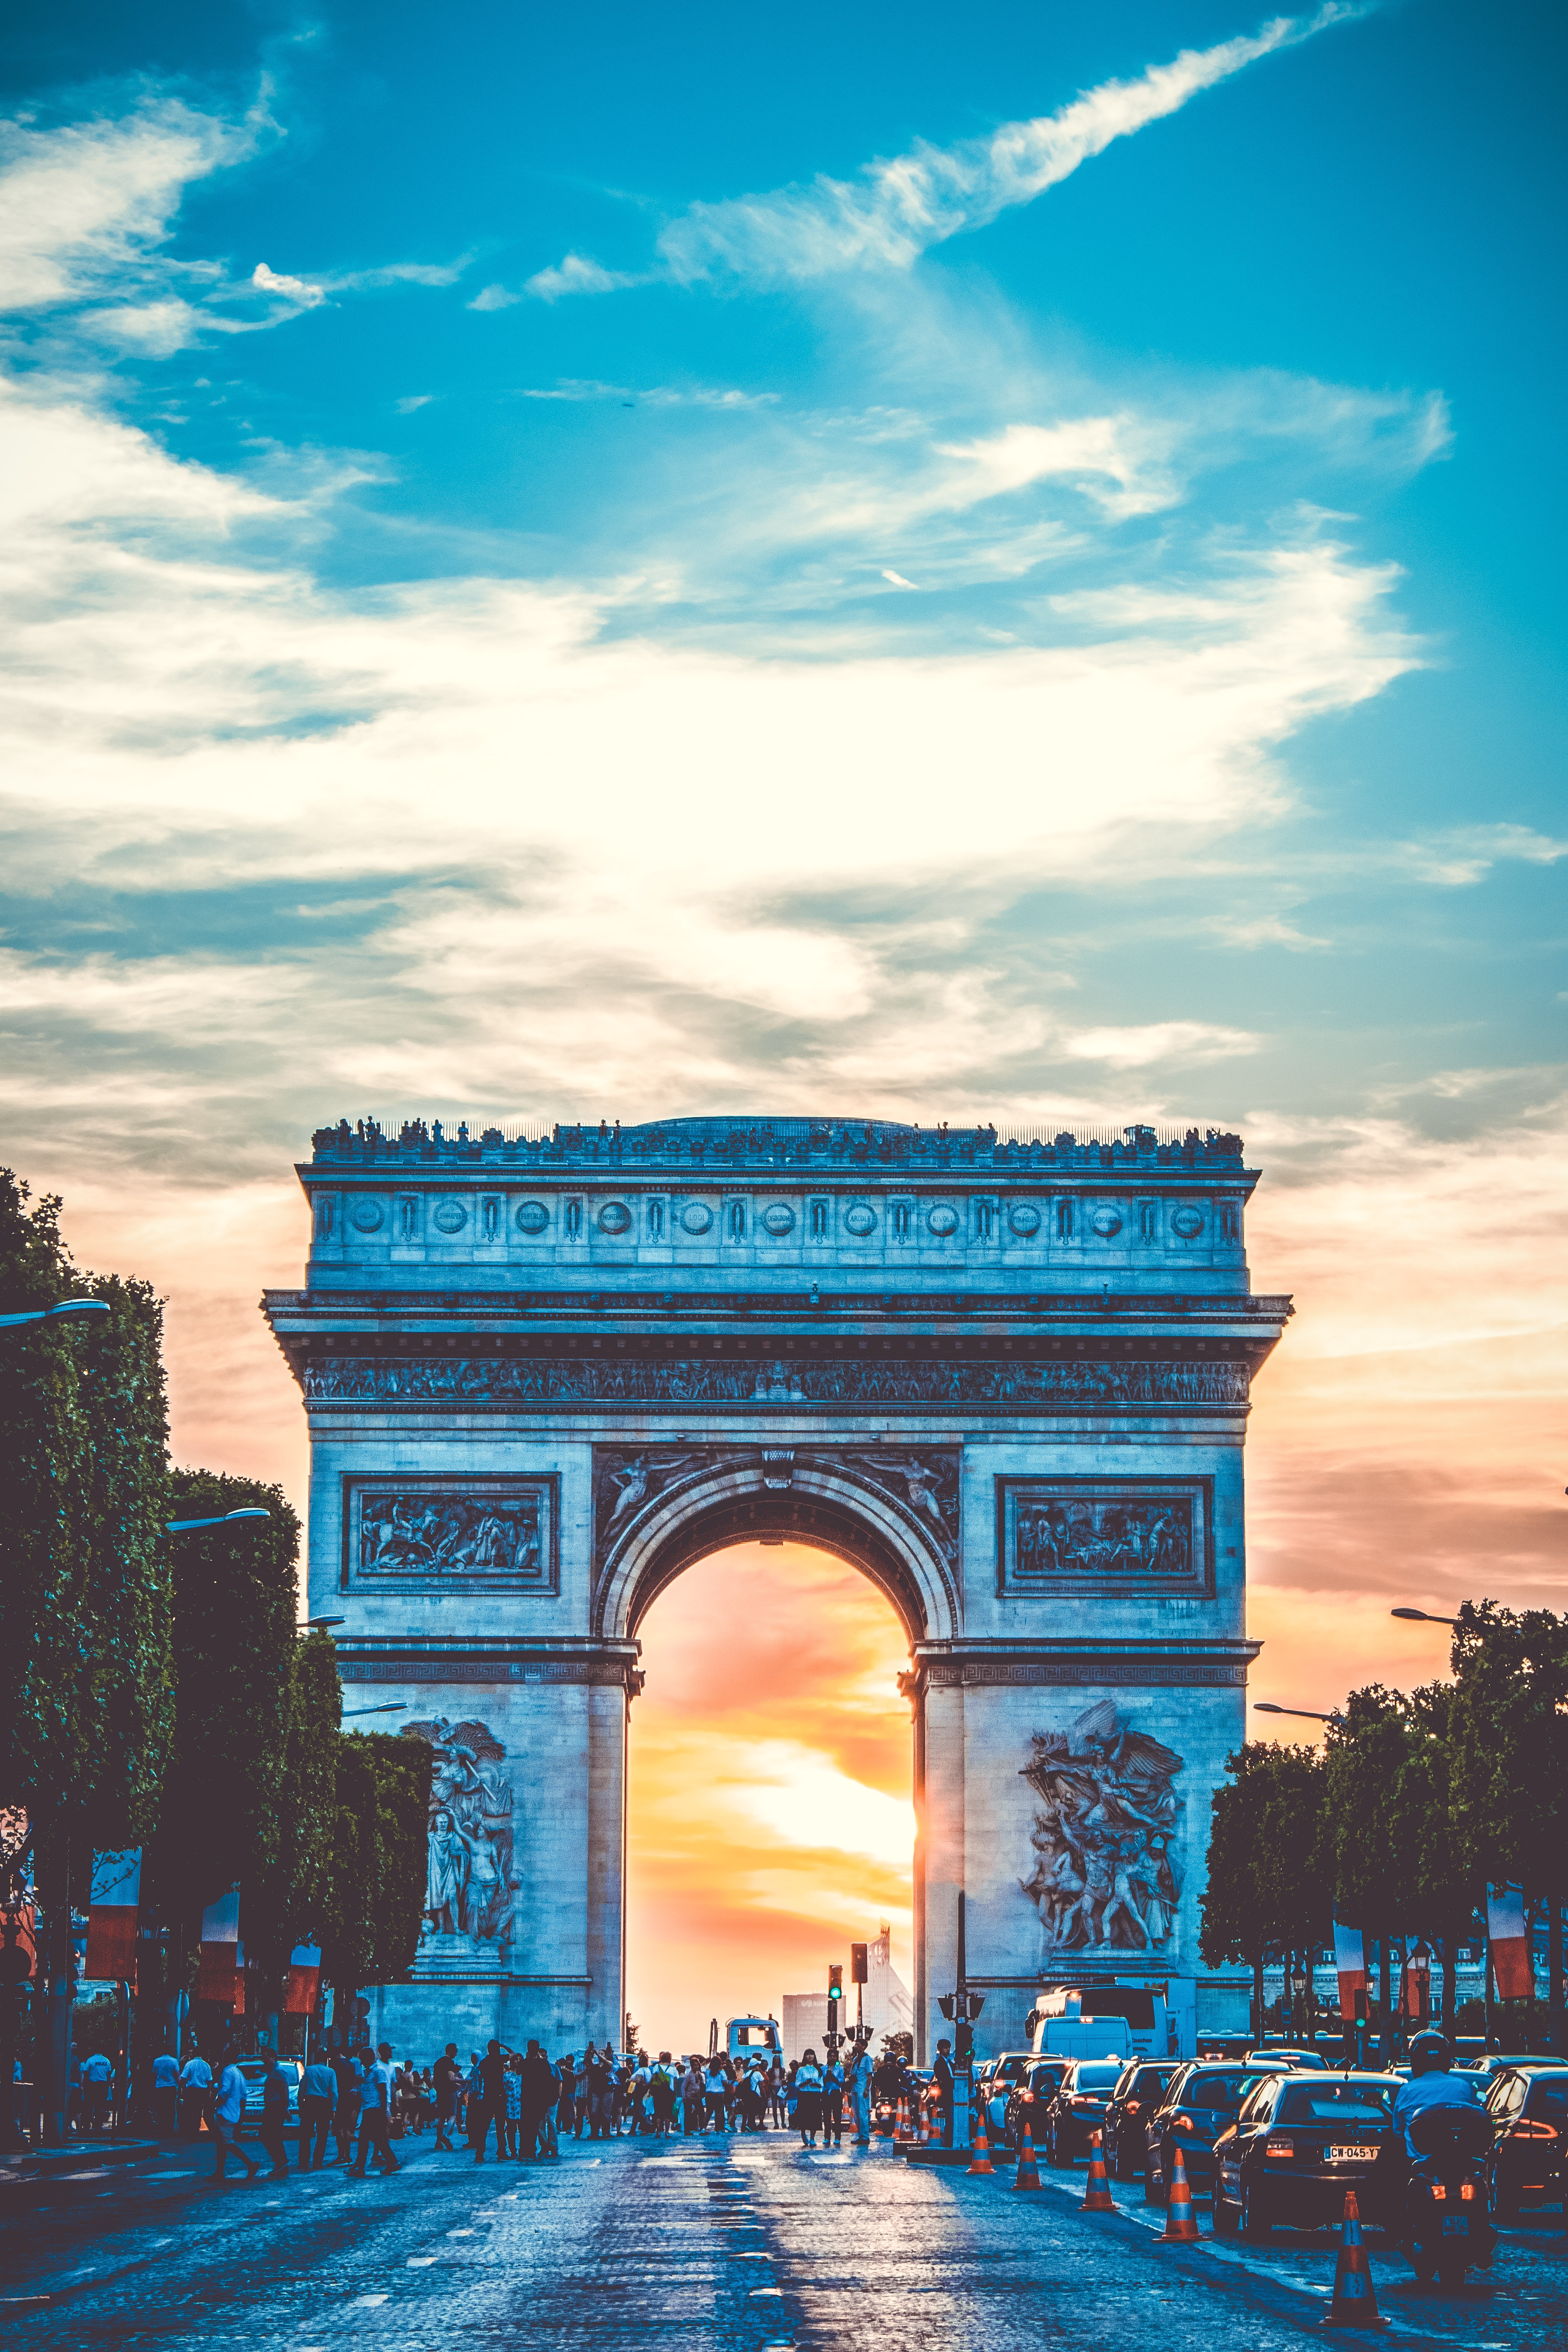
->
[518,2040,557,2158]
[473,2038,508,2162]
[432,2042,461,2151]
[259,2052,291,2179]
[933,2040,955,2148]
[793,2051,824,2147]
[298,2054,337,2168]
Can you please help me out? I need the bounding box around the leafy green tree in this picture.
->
[145,1470,302,1992]
[1448,1601,1568,2052]
[0,1173,173,2138]
[1385,1682,1472,2033]
[321,1731,433,2018]
[1203,1740,1329,2037]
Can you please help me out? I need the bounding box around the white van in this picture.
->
[1028,1983,1167,2061]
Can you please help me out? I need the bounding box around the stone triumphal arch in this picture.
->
[264,1114,1289,2058]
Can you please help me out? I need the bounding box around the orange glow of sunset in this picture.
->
[625,1541,915,2056]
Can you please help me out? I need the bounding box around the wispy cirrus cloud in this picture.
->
[522,7,1365,301]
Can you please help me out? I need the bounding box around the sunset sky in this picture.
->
[2,0,1564,2029]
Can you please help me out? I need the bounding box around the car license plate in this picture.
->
[1326,2145,1379,2161]
[1441,2216,1468,2238]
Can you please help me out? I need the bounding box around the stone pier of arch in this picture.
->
[263,1114,1289,2060]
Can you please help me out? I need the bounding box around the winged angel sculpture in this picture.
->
[1020,1700,1183,1953]
[402,1717,517,1949]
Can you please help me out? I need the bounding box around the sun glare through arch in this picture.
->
[626,1540,915,2056]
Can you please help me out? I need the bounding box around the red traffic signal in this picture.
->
[851,1942,868,1984]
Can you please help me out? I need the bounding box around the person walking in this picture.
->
[150,2049,180,2138]
[703,2053,728,2133]
[518,2040,556,2158]
[258,2051,291,2180]
[555,2052,578,2140]
[178,2049,213,2140]
[348,2043,399,2176]
[848,2040,874,2147]
[472,2038,507,2162]
[933,2039,955,2149]
[299,2051,336,2168]
[432,2042,461,2151]
[820,2051,843,2147]
[78,2049,113,2137]
[793,2051,824,2148]
[212,2046,261,2181]
[466,2051,486,2149]
[769,2061,787,2131]
[502,2055,523,2156]
[332,2049,360,2164]
[650,2053,676,2138]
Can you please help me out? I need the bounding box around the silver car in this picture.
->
[236,2058,302,2134]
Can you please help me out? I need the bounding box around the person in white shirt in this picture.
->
[179,2051,212,2140]
[151,2050,180,2138]
[212,2046,261,2180]
[78,2050,113,2137]
[348,2042,399,2176]
[848,2043,875,2147]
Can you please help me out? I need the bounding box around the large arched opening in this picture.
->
[627,1541,915,2057]
[596,1456,957,2058]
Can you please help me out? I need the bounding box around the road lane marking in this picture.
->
[350,2292,388,2307]
[407,2257,436,2266]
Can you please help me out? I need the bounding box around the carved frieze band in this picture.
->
[304,1353,1249,1409]
[917,1659,1249,1689]
[592,1443,962,1579]
[339,1657,641,1689]
[995,1476,1214,1599]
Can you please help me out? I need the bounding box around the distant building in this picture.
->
[781,1926,913,2060]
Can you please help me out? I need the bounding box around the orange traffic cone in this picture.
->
[1323,2191,1390,2328]
[895,2090,909,2145]
[1158,2142,1202,2242]
[1082,2127,1114,2212]
[1013,2111,1043,2192]
[966,2102,995,2176]
[916,2094,931,2147]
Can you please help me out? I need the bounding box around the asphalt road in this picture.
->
[2,2128,1564,2348]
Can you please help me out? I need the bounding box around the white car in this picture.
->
[236,2058,302,2134]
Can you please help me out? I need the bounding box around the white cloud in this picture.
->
[1065,1022,1263,1067]
[252,261,325,307]
[0,100,249,312]
[731,1743,916,1866]
[531,8,1361,299]
[468,281,521,312]
[522,252,642,303]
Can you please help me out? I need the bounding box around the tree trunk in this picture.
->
[1548,1891,1564,2059]
[1252,1956,1265,2047]
[35,1831,75,2146]
[1378,1936,1394,2067]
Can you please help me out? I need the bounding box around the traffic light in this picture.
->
[850,1943,868,1984]
[828,1964,844,2005]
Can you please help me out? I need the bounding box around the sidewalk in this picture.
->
[0,2137,160,2180]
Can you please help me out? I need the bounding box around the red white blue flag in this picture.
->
[197,1888,240,2006]
[284,1943,322,2014]
[85,1849,142,1982]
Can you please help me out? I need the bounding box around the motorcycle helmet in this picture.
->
[1407,2030,1453,2075]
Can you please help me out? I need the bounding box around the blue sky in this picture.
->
[0,2,1564,1653]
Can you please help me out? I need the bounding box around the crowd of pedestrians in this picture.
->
[81,2032,903,2178]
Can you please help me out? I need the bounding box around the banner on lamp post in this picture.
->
[85,1849,142,1983]
[1487,1885,1533,2000]
[283,1944,322,2015]
[196,1888,240,2007]
[1333,1922,1367,2021]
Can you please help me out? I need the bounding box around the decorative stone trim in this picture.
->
[911,1655,1252,1690]
[337,1651,643,1691]
[302,1353,1250,1409]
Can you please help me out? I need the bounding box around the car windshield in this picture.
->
[1185,2071,1260,2114]
[1074,2063,1123,2091]
[1525,2081,1568,2117]
[1277,2085,1391,2125]
[1134,2069,1174,2093]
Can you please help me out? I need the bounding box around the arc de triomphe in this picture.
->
[264,1114,1288,2058]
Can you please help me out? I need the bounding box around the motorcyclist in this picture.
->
[1390,2031,1480,2157]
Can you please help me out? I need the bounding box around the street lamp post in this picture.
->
[1253,1702,1345,1724]
[1390,1606,1459,1628]
[341,1704,407,1719]
[167,1508,271,1534]
[0,1300,112,1330]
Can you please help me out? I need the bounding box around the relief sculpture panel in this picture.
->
[345,1478,559,1593]
[996,1477,1211,1597]
[1020,1700,1184,1955]
[402,1716,522,1978]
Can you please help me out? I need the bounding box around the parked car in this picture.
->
[1246,2047,1328,2071]
[1458,2052,1536,2080]
[236,2057,301,2136]
[1040,2058,1125,2167]
[1004,2056,1069,2151]
[1483,2064,1568,2218]
[978,2053,1037,2147]
[1103,2060,1180,2180]
[1144,2059,1295,2200]
[1212,2071,1397,2238]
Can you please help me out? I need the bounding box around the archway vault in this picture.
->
[592,1447,961,1650]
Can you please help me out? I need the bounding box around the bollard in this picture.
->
[1013,2110,1044,2192]
[1082,2127,1114,2212]
[1323,2190,1390,2329]
[1158,2142,1202,2243]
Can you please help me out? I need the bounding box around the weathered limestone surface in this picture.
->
[264,1114,1288,2060]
